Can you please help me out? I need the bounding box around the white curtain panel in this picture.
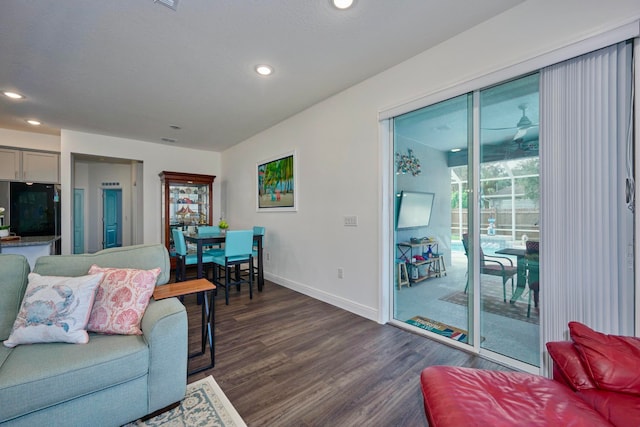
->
[539,41,634,375]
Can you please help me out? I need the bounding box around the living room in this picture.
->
[1,1,640,425]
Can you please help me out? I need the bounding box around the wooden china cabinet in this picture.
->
[159,171,215,268]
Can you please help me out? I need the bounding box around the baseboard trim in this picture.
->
[264,272,380,323]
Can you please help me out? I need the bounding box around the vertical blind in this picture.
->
[539,41,634,374]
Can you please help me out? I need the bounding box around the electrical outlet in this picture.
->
[266,252,270,262]
[344,215,358,226]
[338,267,344,279]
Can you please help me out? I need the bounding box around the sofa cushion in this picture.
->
[0,334,149,422]
[0,346,11,369]
[420,366,612,426]
[570,321,640,395]
[33,244,170,285]
[86,265,160,335]
[0,254,30,341]
[546,341,596,390]
[3,273,104,348]
[579,389,640,427]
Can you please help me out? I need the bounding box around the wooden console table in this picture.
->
[153,278,216,375]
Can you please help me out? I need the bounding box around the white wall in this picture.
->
[221,0,640,322]
[61,130,221,254]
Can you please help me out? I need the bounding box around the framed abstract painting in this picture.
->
[256,150,297,212]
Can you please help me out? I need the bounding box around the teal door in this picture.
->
[73,188,84,253]
[103,189,122,249]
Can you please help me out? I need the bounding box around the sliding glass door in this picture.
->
[478,74,540,365]
[392,74,541,367]
[393,94,472,344]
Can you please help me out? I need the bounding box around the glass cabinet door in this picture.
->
[169,183,210,228]
[159,171,215,264]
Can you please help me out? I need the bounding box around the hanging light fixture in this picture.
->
[395,149,421,176]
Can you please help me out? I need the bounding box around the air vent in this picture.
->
[154,0,178,11]
[161,137,177,143]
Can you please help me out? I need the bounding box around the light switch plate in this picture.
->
[344,215,358,226]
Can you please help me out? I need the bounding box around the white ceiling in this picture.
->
[0,0,524,152]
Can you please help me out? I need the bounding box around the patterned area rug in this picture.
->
[125,376,246,427]
[405,316,468,343]
[440,291,539,325]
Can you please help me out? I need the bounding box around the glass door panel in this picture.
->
[478,74,540,365]
[393,94,474,344]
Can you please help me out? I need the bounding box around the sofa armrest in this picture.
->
[546,341,596,391]
[141,298,188,412]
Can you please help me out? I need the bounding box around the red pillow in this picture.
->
[546,341,596,390]
[569,321,640,395]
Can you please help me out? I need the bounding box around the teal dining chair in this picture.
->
[210,230,254,305]
[242,226,264,282]
[197,225,224,255]
[172,228,215,282]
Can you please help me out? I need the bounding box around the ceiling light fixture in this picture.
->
[332,0,354,10]
[450,148,462,153]
[26,119,41,126]
[154,0,178,11]
[3,91,25,100]
[255,65,273,76]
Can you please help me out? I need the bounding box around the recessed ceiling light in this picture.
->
[3,91,25,100]
[169,125,181,130]
[161,137,177,143]
[332,0,354,9]
[451,148,462,152]
[154,0,178,11]
[255,65,273,76]
[26,119,41,126]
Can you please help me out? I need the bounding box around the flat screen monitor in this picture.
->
[396,191,434,229]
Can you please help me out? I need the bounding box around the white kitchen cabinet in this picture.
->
[0,148,21,180]
[0,149,60,183]
[22,151,59,183]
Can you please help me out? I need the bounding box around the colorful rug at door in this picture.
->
[405,316,468,343]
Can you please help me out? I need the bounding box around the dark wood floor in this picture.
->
[183,278,510,427]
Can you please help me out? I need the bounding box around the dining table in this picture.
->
[494,247,527,303]
[183,229,265,291]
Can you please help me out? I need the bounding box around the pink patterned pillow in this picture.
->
[86,265,160,335]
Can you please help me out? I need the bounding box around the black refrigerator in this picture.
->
[10,183,61,251]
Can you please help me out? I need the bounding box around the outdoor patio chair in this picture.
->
[462,233,518,302]
[525,240,539,317]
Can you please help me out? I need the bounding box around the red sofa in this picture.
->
[420,322,640,426]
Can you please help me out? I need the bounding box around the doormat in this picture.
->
[405,316,468,343]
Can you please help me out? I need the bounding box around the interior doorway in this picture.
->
[72,154,143,253]
[103,188,122,249]
[73,188,84,254]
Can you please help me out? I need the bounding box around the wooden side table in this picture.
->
[153,278,216,375]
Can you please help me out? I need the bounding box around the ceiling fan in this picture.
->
[484,103,538,141]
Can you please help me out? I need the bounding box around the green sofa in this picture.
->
[0,244,188,426]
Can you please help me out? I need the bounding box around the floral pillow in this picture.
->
[3,272,104,348]
[86,265,160,335]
